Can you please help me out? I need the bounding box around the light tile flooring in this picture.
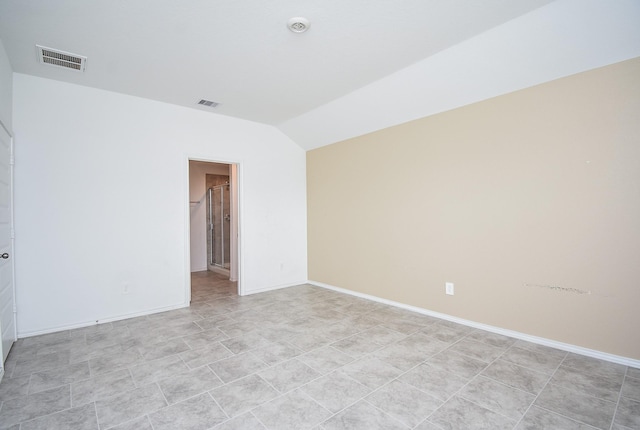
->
[0,272,639,430]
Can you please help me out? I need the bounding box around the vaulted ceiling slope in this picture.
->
[1,0,639,150]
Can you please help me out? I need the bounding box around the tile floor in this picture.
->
[0,271,638,429]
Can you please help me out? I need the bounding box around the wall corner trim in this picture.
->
[307,280,640,369]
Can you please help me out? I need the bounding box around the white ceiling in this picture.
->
[1,0,639,150]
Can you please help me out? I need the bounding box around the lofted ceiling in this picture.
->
[1,0,639,150]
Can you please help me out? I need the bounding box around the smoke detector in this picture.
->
[287,17,310,33]
[36,45,87,72]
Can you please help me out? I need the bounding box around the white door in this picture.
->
[0,121,15,363]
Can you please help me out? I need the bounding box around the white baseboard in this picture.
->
[18,279,305,338]
[241,280,308,296]
[191,267,208,273]
[17,302,190,339]
[308,280,640,369]
[0,367,4,383]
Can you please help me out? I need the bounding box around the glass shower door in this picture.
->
[207,185,230,270]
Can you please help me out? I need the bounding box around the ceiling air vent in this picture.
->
[36,45,87,72]
[197,99,219,108]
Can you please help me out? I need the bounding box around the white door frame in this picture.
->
[0,119,17,372]
[184,156,242,304]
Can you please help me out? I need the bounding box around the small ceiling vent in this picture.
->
[36,45,87,72]
[197,99,219,108]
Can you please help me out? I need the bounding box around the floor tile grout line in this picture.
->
[431,345,520,427]
[543,364,625,404]
[235,360,360,426]
[608,367,629,430]
[531,405,604,430]
[101,413,149,430]
[248,409,269,430]
[11,385,76,429]
[453,389,518,427]
[360,397,414,429]
[298,388,335,424]
[510,347,566,429]
[206,390,231,422]
[92,401,100,430]
[473,369,542,397]
[476,342,559,394]
[299,345,450,427]
[415,419,447,430]
[293,385,361,427]
[69,378,77,408]
[146,414,156,430]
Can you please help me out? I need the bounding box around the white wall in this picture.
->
[189,161,229,272]
[13,73,308,336]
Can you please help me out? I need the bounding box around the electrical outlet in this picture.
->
[445,282,454,295]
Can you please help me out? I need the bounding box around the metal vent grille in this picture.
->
[197,99,219,108]
[36,45,87,72]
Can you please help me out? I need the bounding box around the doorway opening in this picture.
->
[188,160,239,298]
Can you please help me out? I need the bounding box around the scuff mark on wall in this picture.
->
[525,283,592,295]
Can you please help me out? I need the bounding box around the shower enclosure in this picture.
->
[206,183,231,272]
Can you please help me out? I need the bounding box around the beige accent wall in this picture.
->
[307,57,640,359]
